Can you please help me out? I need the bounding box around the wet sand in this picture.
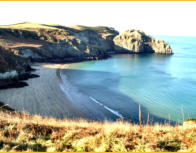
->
[0,64,89,120]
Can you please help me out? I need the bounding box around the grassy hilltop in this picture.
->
[0,109,195,152]
[0,22,119,62]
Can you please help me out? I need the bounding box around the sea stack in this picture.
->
[113,29,173,54]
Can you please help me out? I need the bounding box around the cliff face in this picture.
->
[0,47,30,79]
[113,29,172,54]
[0,23,119,62]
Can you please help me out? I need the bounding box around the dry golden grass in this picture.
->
[0,35,44,49]
[0,109,196,152]
[0,22,58,30]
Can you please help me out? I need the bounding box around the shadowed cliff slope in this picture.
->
[0,22,119,62]
[0,47,29,74]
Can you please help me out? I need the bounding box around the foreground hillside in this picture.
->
[0,109,195,152]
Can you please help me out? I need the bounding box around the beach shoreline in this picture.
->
[0,63,90,120]
[59,68,121,121]
[0,61,178,124]
[0,62,123,121]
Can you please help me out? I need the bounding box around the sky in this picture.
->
[0,1,196,36]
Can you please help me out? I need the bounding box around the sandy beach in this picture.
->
[0,63,89,120]
[0,63,123,121]
[0,62,175,123]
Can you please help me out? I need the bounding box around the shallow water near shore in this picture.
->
[61,36,196,123]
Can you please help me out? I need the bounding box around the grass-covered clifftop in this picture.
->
[0,22,119,62]
[0,109,195,152]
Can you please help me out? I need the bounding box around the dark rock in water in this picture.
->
[113,29,173,54]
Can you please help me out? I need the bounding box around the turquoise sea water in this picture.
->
[62,36,196,123]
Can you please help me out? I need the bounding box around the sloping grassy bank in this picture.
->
[0,109,195,152]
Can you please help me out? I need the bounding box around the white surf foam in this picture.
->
[89,96,123,118]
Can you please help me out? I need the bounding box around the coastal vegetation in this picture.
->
[0,108,195,152]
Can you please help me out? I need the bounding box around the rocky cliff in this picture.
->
[0,23,173,64]
[0,47,30,80]
[0,23,119,62]
[113,29,172,54]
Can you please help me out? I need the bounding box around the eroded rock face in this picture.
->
[113,29,173,54]
[0,47,31,80]
[0,23,119,62]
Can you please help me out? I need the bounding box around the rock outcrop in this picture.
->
[113,29,172,54]
[0,47,30,79]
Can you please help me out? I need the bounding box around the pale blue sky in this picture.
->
[0,2,196,36]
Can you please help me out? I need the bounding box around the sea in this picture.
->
[60,36,196,124]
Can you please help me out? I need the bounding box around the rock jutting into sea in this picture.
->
[113,29,173,54]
